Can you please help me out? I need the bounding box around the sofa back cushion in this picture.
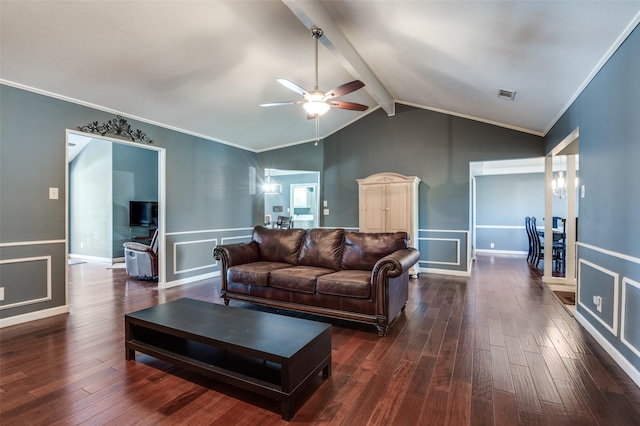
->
[298,228,345,271]
[252,226,305,265]
[341,231,409,271]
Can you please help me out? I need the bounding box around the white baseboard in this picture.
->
[160,271,220,289]
[67,254,112,263]
[0,305,69,328]
[420,267,471,277]
[475,249,527,255]
[575,311,640,388]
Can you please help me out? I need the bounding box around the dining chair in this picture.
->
[530,217,544,267]
[276,215,292,229]
[525,217,533,263]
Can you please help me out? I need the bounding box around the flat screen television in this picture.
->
[129,201,158,227]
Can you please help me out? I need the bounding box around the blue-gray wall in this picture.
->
[112,143,158,257]
[322,105,545,273]
[475,173,568,253]
[0,84,258,321]
[545,24,640,372]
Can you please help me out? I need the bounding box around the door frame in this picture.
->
[65,129,167,290]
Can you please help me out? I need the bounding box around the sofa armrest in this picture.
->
[213,241,260,267]
[372,248,420,279]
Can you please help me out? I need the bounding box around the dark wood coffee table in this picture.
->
[125,298,331,420]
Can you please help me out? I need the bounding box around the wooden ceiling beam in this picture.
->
[283,0,395,116]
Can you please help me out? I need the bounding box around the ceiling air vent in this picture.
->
[498,89,516,100]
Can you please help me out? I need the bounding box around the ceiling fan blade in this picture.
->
[323,80,365,100]
[260,101,302,107]
[277,78,309,97]
[330,101,369,111]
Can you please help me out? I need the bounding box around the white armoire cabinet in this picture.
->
[357,172,420,276]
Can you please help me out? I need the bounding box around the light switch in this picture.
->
[323,200,328,207]
[581,184,586,198]
[49,187,59,200]
[323,209,329,216]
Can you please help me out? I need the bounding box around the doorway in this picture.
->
[264,169,320,229]
[66,130,166,285]
[544,127,579,286]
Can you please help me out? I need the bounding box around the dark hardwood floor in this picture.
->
[1,254,639,425]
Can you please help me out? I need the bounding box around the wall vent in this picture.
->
[498,89,516,100]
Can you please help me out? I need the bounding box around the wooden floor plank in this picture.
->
[491,345,515,393]
[470,396,494,426]
[472,349,493,401]
[524,350,563,404]
[2,254,640,425]
[493,390,519,426]
[510,364,543,413]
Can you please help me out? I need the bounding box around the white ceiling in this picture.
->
[2,1,639,152]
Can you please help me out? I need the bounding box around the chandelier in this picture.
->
[551,171,578,199]
[264,171,282,194]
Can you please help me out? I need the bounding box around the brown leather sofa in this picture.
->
[213,226,420,336]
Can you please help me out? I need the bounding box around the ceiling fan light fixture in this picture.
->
[303,100,330,116]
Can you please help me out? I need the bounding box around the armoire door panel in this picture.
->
[386,183,410,232]
[360,184,386,232]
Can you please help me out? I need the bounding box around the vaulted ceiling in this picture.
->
[1,1,639,152]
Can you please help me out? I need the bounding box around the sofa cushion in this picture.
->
[228,261,293,287]
[269,266,334,293]
[317,270,372,299]
[298,228,345,271]
[252,226,305,265]
[341,231,409,271]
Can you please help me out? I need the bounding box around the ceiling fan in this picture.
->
[260,27,369,118]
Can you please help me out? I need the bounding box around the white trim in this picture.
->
[66,254,112,263]
[419,228,469,235]
[621,277,640,359]
[475,249,527,256]
[577,259,620,336]
[419,266,470,277]
[577,241,640,265]
[160,271,220,290]
[543,275,577,286]
[550,128,580,157]
[2,80,257,152]
[165,227,254,236]
[66,128,168,295]
[475,225,525,230]
[220,235,252,244]
[0,239,65,248]
[0,256,52,310]
[0,305,69,328]
[417,237,460,266]
[173,238,218,275]
[575,311,640,388]
[396,100,543,137]
[543,11,640,135]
